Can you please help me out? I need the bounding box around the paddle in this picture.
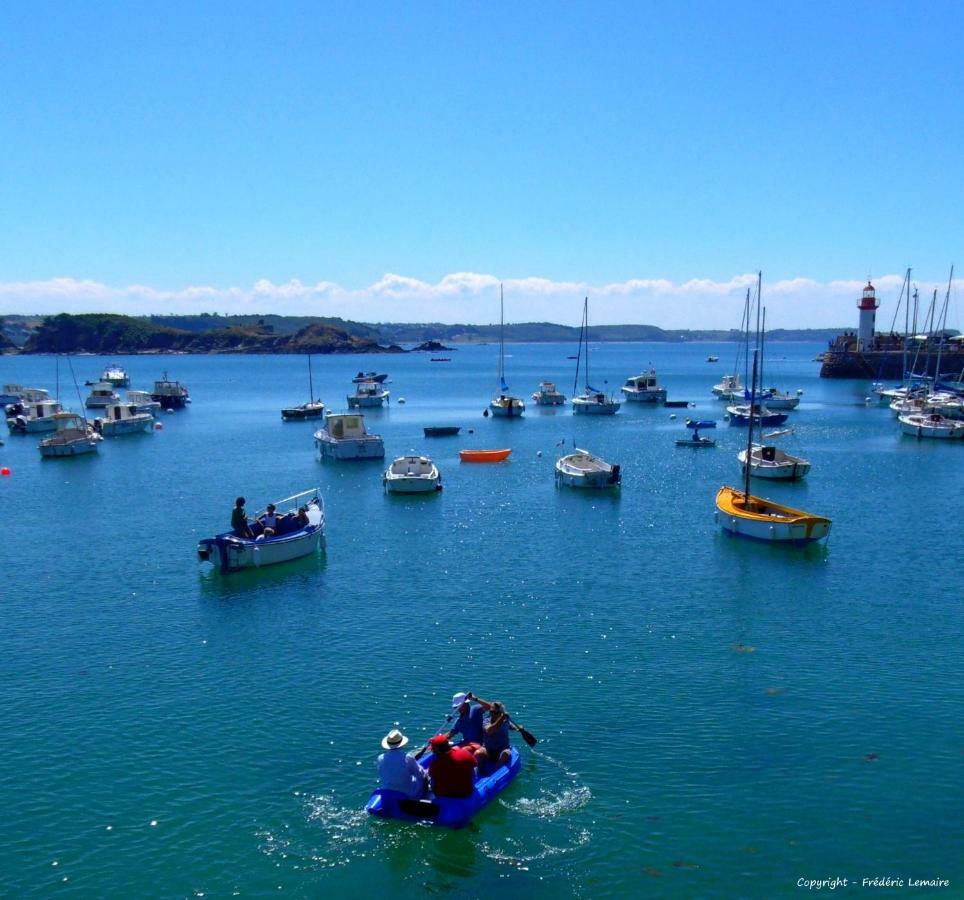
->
[505,715,538,748]
[413,713,454,760]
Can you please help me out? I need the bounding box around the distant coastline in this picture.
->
[0,313,845,355]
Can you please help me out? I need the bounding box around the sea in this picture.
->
[1,343,960,899]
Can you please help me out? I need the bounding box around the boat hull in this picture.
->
[715,486,830,545]
[98,417,154,436]
[459,449,512,462]
[197,526,324,574]
[347,394,389,408]
[424,426,460,437]
[39,438,99,457]
[572,400,620,415]
[7,416,59,434]
[621,389,666,403]
[898,416,964,439]
[490,398,525,417]
[366,748,521,829]
[385,476,441,493]
[282,404,325,420]
[316,434,385,460]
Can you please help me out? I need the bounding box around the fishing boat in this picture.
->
[489,285,525,418]
[38,412,101,457]
[423,426,461,437]
[676,431,715,447]
[282,356,325,420]
[555,448,621,488]
[531,381,566,406]
[572,297,620,415]
[898,412,964,439]
[314,413,385,460]
[151,372,190,409]
[352,371,388,384]
[712,373,744,400]
[1,385,50,406]
[125,390,161,415]
[85,381,121,408]
[347,380,390,408]
[620,368,667,403]
[366,747,521,829]
[197,490,325,574]
[93,403,155,436]
[384,456,442,493]
[6,399,63,434]
[99,364,131,387]
[738,443,811,479]
[459,448,512,462]
[715,276,831,546]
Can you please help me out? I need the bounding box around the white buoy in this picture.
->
[796,389,804,395]
[398,398,406,404]
[536,450,542,457]
[165,408,174,415]
[669,413,677,420]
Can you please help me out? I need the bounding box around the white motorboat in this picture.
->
[197,489,325,573]
[126,390,161,414]
[712,373,743,400]
[761,388,800,410]
[100,364,131,387]
[489,284,525,418]
[85,381,121,408]
[620,369,667,403]
[531,381,566,406]
[738,444,811,480]
[38,412,101,457]
[347,380,390,408]
[898,413,964,439]
[314,412,385,460]
[94,403,155,436]
[555,448,621,488]
[384,455,442,493]
[151,372,190,409]
[571,297,620,416]
[2,385,50,406]
[6,399,64,434]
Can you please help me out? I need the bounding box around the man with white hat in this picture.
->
[376,728,426,798]
[445,691,485,748]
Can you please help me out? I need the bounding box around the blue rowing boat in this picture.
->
[365,748,521,828]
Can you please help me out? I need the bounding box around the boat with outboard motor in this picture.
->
[314,412,385,460]
[384,455,442,493]
[365,746,521,829]
[7,398,64,434]
[347,380,390,408]
[555,448,621,487]
[197,489,325,573]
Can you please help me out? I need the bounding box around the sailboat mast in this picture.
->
[307,355,314,404]
[934,265,954,381]
[585,298,591,389]
[498,283,505,387]
[573,298,586,395]
[744,349,758,500]
[903,267,911,382]
[760,306,766,396]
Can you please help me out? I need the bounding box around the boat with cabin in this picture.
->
[620,368,667,403]
[93,403,155,436]
[489,285,525,418]
[384,456,442,493]
[99,364,131,387]
[314,413,385,460]
[85,381,121,408]
[555,448,621,488]
[366,747,521,829]
[125,390,161,415]
[738,442,811,479]
[531,381,566,406]
[572,297,620,415]
[347,380,390,408]
[197,489,325,573]
[352,371,388,384]
[7,398,64,434]
[38,412,101,457]
[151,373,190,409]
[2,385,51,407]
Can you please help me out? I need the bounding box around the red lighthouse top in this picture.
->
[858,281,878,311]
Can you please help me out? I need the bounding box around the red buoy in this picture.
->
[1,467,10,477]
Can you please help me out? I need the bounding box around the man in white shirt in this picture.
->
[377,729,426,798]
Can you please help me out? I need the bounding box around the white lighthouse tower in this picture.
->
[857,281,878,351]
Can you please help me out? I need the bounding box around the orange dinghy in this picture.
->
[459,448,512,463]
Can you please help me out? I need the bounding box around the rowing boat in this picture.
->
[459,448,512,462]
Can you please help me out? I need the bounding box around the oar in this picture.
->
[505,714,538,748]
[413,713,454,760]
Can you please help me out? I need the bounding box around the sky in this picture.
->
[1,1,962,328]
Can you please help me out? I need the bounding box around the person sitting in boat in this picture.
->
[445,692,484,751]
[257,504,280,538]
[376,729,426,799]
[471,696,513,766]
[427,734,478,799]
[231,496,253,538]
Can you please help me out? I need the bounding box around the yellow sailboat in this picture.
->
[715,273,831,546]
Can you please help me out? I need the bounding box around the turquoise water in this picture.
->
[1,344,961,898]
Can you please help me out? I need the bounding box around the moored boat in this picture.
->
[314,413,385,460]
[347,380,390,408]
[898,412,964,439]
[100,364,131,387]
[726,403,788,428]
[38,412,101,457]
[384,455,442,493]
[197,490,325,573]
[555,449,621,487]
[93,403,155,436]
[366,747,521,829]
[531,381,566,406]
[424,426,461,437]
[490,285,525,418]
[85,381,121,408]
[283,356,325,420]
[738,444,811,479]
[459,448,512,462]
[571,297,620,416]
[125,390,161,415]
[620,368,667,403]
[353,371,388,384]
[151,372,190,409]
[7,399,64,434]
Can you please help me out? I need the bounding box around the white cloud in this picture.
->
[0,272,958,330]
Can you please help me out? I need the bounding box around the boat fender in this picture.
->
[483,409,489,417]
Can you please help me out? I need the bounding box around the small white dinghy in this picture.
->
[383,455,442,493]
[555,448,621,488]
[898,413,964,440]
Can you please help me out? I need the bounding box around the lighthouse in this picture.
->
[857,281,878,351]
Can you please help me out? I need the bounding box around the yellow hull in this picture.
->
[715,486,831,544]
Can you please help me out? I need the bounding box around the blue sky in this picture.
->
[1,1,961,326]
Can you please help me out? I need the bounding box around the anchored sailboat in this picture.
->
[572,297,620,415]
[282,355,325,420]
[489,284,525,417]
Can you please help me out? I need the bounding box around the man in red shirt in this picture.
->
[427,734,478,798]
